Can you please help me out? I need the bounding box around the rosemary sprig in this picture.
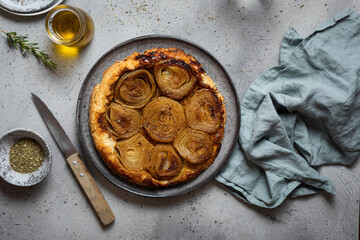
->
[1,30,57,70]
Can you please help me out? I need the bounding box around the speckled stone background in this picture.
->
[0,0,359,239]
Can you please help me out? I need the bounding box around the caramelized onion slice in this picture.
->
[185,89,222,134]
[148,144,183,180]
[174,128,214,165]
[143,97,186,143]
[154,59,196,99]
[114,69,156,108]
[115,134,154,171]
[105,103,141,139]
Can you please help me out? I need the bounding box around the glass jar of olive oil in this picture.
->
[45,5,94,47]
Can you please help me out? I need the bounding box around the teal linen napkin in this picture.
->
[215,9,360,208]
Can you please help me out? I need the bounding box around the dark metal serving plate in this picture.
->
[76,35,240,197]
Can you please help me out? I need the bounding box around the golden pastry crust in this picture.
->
[89,47,226,187]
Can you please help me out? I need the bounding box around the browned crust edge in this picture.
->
[89,47,226,187]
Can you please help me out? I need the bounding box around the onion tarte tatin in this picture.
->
[89,48,226,187]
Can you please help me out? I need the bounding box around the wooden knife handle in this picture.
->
[66,153,115,225]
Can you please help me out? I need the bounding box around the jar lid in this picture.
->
[0,0,63,16]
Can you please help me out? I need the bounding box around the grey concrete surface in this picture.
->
[0,0,359,239]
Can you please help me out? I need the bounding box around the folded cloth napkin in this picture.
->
[215,9,360,208]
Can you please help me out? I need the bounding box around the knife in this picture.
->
[31,93,115,226]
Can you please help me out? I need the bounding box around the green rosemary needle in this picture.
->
[1,30,57,70]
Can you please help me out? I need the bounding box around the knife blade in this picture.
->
[32,94,77,159]
[31,93,115,226]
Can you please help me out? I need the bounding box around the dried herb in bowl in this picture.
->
[9,138,44,174]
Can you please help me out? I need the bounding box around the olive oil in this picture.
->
[51,10,81,41]
[45,5,94,47]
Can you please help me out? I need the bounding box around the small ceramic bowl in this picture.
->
[0,128,52,186]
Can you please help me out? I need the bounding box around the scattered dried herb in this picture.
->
[9,138,44,173]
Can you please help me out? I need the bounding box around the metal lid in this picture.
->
[0,0,63,16]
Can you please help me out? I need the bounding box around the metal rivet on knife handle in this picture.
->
[67,153,115,225]
[31,93,115,226]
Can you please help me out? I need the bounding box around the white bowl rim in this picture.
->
[0,128,52,187]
